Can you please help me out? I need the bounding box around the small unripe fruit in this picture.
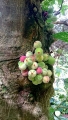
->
[28,76,34,81]
[18,61,27,70]
[31,62,38,69]
[35,48,43,56]
[38,62,45,68]
[47,56,55,65]
[43,53,49,61]
[36,55,43,62]
[42,68,48,76]
[24,58,33,66]
[47,70,52,77]
[26,51,33,57]
[43,76,50,83]
[34,41,42,48]
[28,70,36,78]
[32,74,43,85]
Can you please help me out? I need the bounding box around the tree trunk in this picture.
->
[0,0,54,120]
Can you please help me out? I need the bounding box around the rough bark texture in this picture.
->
[0,0,54,120]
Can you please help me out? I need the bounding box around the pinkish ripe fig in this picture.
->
[36,67,42,74]
[43,76,50,83]
[20,56,26,62]
[21,69,28,76]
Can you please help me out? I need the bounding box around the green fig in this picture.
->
[32,74,43,85]
[38,62,45,68]
[42,68,48,76]
[26,51,33,57]
[43,53,49,61]
[47,70,52,77]
[28,76,34,81]
[36,55,43,62]
[28,70,36,78]
[18,61,27,70]
[47,56,55,65]
[31,62,38,69]
[34,41,42,48]
[24,58,33,66]
[35,48,43,56]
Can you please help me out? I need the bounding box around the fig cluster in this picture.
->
[18,41,55,85]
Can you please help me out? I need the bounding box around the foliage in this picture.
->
[41,0,55,11]
[41,1,68,119]
[53,32,68,42]
[61,5,68,15]
[50,50,68,120]
[41,0,68,12]
[41,0,68,43]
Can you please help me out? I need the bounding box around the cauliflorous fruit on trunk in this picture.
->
[31,62,38,69]
[34,41,42,48]
[35,48,43,56]
[20,56,26,62]
[42,68,48,76]
[28,76,34,81]
[28,70,36,78]
[32,74,43,85]
[43,53,49,61]
[21,69,28,76]
[36,55,43,62]
[38,62,45,68]
[43,76,50,83]
[30,55,36,62]
[24,58,33,66]
[36,67,42,74]
[47,70,52,77]
[26,51,33,57]
[18,61,27,70]
[47,56,55,65]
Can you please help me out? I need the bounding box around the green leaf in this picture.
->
[58,0,63,5]
[49,107,55,113]
[41,0,54,10]
[53,32,68,42]
[61,5,68,15]
[51,0,55,4]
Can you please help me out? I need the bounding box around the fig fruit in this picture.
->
[26,51,33,57]
[35,48,43,56]
[18,61,27,70]
[31,62,38,69]
[43,53,49,61]
[47,70,52,77]
[43,76,50,83]
[32,74,43,85]
[34,41,42,48]
[47,56,55,65]
[28,70,36,78]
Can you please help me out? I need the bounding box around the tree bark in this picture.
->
[0,0,54,120]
